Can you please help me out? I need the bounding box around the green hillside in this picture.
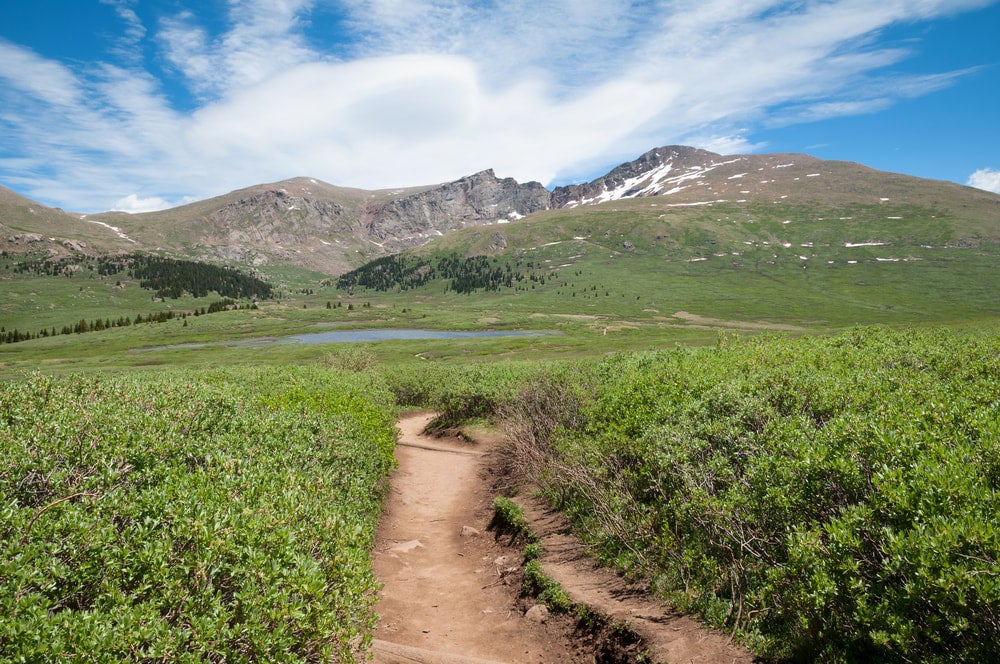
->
[364,194,1000,328]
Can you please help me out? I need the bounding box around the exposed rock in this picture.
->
[524,604,549,624]
[6,144,998,277]
[9,233,44,243]
[361,169,551,251]
[461,526,480,538]
[486,231,508,252]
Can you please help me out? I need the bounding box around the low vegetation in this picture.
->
[1,367,397,662]
[499,327,1000,662]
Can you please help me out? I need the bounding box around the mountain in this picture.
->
[85,171,552,274]
[3,146,998,274]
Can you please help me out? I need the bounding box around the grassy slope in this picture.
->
[2,180,998,376]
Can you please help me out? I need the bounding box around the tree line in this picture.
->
[336,252,548,294]
[8,252,273,300]
[0,300,257,346]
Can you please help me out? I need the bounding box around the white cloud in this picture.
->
[967,169,1000,194]
[0,0,997,211]
[111,193,174,213]
[0,41,81,106]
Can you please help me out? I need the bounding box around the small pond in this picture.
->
[289,329,545,344]
[133,329,548,352]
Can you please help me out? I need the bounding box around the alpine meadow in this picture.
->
[3,143,999,662]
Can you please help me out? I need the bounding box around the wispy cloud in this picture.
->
[0,0,996,211]
[0,41,81,106]
[158,0,315,99]
[99,0,148,65]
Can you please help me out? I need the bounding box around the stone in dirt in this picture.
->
[525,604,550,624]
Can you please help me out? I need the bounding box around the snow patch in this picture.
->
[83,219,137,244]
[572,158,747,206]
[845,242,886,248]
[664,200,729,208]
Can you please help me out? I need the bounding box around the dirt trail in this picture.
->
[372,412,754,664]
[373,413,579,663]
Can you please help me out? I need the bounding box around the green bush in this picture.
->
[502,327,1000,662]
[0,367,397,662]
[385,361,549,417]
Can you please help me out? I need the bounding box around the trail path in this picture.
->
[372,413,579,663]
[371,412,754,664]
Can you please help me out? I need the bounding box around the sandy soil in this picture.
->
[371,412,755,664]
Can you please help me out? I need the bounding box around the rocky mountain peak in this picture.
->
[359,169,552,251]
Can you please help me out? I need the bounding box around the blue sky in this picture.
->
[1,0,998,213]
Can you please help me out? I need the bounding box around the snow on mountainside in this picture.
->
[553,146,732,207]
[552,146,846,209]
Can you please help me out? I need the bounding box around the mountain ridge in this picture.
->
[3,146,998,275]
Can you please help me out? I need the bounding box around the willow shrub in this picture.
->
[1,367,397,662]
[504,328,1000,662]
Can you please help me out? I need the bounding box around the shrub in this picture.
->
[500,327,1000,661]
[0,368,397,662]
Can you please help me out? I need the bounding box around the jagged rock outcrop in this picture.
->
[360,169,551,251]
[207,190,348,237]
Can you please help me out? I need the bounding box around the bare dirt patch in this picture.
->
[372,413,755,663]
[671,310,809,332]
